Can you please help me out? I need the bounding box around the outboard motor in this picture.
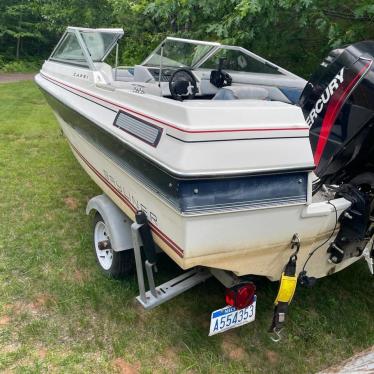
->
[300,41,374,186]
[300,41,374,265]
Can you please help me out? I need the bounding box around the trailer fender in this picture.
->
[86,194,136,252]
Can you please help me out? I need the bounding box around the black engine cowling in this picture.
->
[299,41,374,186]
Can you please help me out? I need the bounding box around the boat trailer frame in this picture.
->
[87,194,374,312]
[131,221,212,309]
[86,194,243,310]
[131,220,246,309]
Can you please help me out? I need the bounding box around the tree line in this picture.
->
[0,0,373,77]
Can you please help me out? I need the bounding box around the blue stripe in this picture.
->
[179,173,307,212]
[213,306,237,318]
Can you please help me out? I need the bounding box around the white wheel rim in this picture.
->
[94,221,113,270]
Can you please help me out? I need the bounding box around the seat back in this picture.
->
[94,62,114,84]
[133,65,154,83]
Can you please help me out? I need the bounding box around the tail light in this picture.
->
[225,283,256,309]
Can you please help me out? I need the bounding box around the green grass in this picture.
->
[0,81,373,373]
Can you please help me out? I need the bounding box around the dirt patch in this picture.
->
[9,294,55,316]
[3,304,13,312]
[132,299,149,325]
[31,294,55,310]
[60,256,91,283]
[158,347,179,371]
[0,315,11,325]
[10,301,31,315]
[113,358,140,374]
[221,333,248,361]
[0,73,35,83]
[64,196,79,210]
[2,343,21,353]
[265,350,279,364]
[73,269,90,283]
[38,348,48,359]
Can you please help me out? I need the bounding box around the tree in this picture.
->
[0,0,43,59]
[0,0,373,75]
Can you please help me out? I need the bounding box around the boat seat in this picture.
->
[95,63,134,84]
[94,62,115,84]
[133,65,154,83]
[93,63,161,95]
[112,67,134,82]
[212,86,269,100]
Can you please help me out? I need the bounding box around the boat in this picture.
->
[35,29,374,331]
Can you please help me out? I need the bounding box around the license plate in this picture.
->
[209,296,256,336]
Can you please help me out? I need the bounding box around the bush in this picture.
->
[0,59,42,73]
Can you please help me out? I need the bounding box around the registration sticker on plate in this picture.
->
[209,296,256,336]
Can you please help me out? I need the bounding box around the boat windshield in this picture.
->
[142,38,219,68]
[79,30,121,61]
[142,37,285,75]
[51,31,89,67]
[50,27,124,68]
[200,47,282,75]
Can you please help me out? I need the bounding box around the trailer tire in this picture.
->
[92,212,134,278]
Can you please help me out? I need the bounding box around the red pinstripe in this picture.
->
[40,72,309,134]
[69,142,184,257]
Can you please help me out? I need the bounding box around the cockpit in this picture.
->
[49,27,306,104]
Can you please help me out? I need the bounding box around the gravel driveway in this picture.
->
[0,73,35,83]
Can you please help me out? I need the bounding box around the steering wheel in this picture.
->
[169,69,198,101]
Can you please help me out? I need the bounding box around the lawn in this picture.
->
[0,80,373,373]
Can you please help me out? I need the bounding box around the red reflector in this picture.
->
[225,283,256,309]
[225,289,236,307]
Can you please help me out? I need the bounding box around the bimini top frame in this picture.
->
[49,27,124,71]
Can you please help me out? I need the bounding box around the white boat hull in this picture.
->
[56,115,360,280]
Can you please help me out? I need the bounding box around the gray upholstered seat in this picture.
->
[213,86,269,100]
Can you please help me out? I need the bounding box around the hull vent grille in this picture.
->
[114,111,162,146]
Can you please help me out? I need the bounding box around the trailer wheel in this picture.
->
[92,212,134,278]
